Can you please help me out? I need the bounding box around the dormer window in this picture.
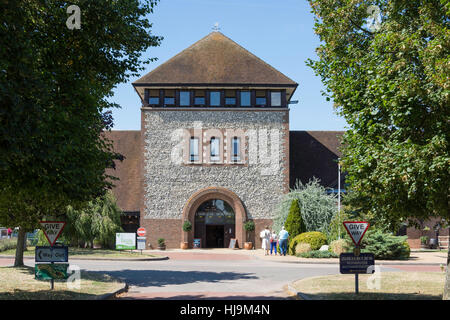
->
[194,90,206,106]
[225,90,236,107]
[180,91,190,106]
[149,90,159,106]
[164,89,175,106]
[240,91,251,107]
[210,137,220,162]
[255,90,267,107]
[210,91,221,106]
[271,91,281,107]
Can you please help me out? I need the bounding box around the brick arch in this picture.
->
[182,187,247,248]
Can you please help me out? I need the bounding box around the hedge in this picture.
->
[289,231,327,255]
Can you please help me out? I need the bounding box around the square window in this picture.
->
[210,91,221,106]
[271,92,281,107]
[240,91,251,107]
[180,91,190,106]
[149,97,159,105]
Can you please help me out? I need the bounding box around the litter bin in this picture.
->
[429,238,437,249]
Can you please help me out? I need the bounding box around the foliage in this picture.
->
[289,231,328,255]
[329,239,352,255]
[244,220,255,231]
[63,192,123,249]
[157,238,165,246]
[0,239,17,252]
[284,199,306,241]
[297,250,338,259]
[327,210,352,243]
[361,230,410,260]
[420,236,429,245]
[0,0,162,266]
[273,179,337,236]
[295,242,312,255]
[182,220,192,232]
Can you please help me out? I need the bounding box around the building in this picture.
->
[104,31,446,249]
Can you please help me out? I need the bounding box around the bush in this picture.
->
[284,199,306,240]
[182,220,192,232]
[361,230,410,260]
[297,250,338,258]
[329,239,351,255]
[0,239,17,252]
[289,231,327,255]
[295,243,312,255]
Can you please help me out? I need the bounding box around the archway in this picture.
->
[182,187,246,248]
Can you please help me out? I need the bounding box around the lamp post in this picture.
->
[338,160,341,240]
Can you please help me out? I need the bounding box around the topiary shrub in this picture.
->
[329,239,352,255]
[361,230,410,260]
[284,199,306,241]
[289,231,327,255]
[182,220,192,232]
[297,250,338,258]
[295,242,312,255]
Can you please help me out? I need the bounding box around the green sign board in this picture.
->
[35,263,69,280]
[115,233,136,250]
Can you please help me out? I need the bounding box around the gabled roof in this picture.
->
[133,32,297,87]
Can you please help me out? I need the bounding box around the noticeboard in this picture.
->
[228,238,237,249]
[193,238,201,248]
[116,233,136,250]
[339,253,375,274]
[35,263,69,280]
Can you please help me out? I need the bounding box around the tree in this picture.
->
[0,0,162,266]
[284,199,306,241]
[307,0,449,299]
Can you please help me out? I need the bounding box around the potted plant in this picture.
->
[244,220,255,250]
[420,236,428,249]
[157,238,166,250]
[181,220,192,249]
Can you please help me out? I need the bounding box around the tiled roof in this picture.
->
[133,32,297,86]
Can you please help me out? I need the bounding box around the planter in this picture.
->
[244,242,253,250]
[158,245,166,250]
[180,242,189,250]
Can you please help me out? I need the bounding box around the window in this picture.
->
[190,137,199,162]
[231,137,240,162]
[225,90,236,107]
[255,90,266,107]
[149,90,159,106]
[210,91,221,106]
[271,91,281,107]
[210,137,220,161]
[164,89,175,106]
[194,90,205,106]
[180,91,190,106]
[240,91,251,107]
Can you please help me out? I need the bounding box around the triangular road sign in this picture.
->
[343,221,370,246]
[39,221,66,246]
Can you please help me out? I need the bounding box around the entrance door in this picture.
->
[206,225,224,248]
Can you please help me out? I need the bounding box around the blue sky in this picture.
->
[109,0,348,131]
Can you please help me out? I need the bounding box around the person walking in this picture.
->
[270,229,278,255]
[260,226,271,256]
[278,226,289,256]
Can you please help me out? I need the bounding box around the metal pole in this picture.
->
[338,161,341,240]
[355,273,359,294]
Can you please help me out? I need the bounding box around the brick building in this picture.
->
[104,32,448,249]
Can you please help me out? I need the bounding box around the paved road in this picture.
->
[6,251,400,300]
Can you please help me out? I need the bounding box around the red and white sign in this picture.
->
[137,227,146,237]
[39,221,66,246]
[343,221,370,246]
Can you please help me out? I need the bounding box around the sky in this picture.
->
[109,0,348,131]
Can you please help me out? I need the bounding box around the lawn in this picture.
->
[292,272,446,300]
[0,266,124,300]
[1,246,158,259]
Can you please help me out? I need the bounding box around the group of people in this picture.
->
[259,226,289,256]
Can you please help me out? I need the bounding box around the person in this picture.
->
[260,226,271,255]
[7,228,12,239]
[278,226,289,256]
[270,229,278,255]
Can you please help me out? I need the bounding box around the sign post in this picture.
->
[341,221,372,294]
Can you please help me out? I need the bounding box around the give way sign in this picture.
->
[39,221,66,246]
[343,221,370,246]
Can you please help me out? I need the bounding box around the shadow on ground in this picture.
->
[302,292,441,300]
[89,269,258,287]
[120,294,292,300]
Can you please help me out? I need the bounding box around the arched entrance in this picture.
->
[182,187,246,248]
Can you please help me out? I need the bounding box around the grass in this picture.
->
[0,266,124,300]
[0,246,158,259]
[292,272,446,300]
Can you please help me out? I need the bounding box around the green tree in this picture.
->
[284,199,306,241]
[307,0,449,298]
[0,0,162,266]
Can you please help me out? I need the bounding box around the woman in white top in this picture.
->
[260,226,271,256]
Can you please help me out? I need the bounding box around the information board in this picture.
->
[193,238,201,248]
[228,238,237,249]
[115,233,136,250]
[340,253,375,274]
[35,263,69,280]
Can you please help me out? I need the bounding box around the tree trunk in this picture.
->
[14,227,26,267]
[443,247,450,300]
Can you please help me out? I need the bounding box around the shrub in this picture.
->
[284,199,306,240]
[361,230,410,260]
[289,231,327,255]
[295,242,312,255]
[329,239,351,255]
[157,238,165,246]
[182,220,192,232]
[297,250,338,258]
[0,239,17,252]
